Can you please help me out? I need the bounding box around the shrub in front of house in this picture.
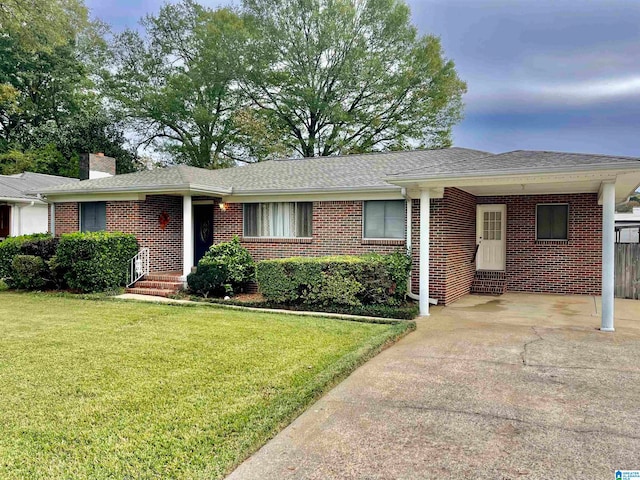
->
[11,255,49,290]
[256,252,411,308]
[187,236,256,297]
[0,233,54,282]
[55,232,139,293]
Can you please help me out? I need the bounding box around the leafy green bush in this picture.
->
[187,262,228,298]
[0,233,51,281]
[188,236,255,296]
[256,252,411,307]
[11,255,48,290]
[55,232,138,293]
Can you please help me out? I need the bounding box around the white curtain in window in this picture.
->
[245,203,311,237]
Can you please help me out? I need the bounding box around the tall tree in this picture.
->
[0,0,89,52]
[242,0,466,157]
[104,1,255,168]
[0,0,137,175]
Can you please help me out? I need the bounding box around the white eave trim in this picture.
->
[386,163,640,183]
[0,196,46,205]
[41,183,233,201]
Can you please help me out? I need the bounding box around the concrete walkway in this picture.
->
[227,293,640,480]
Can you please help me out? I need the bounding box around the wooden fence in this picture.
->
[615,243,640,299]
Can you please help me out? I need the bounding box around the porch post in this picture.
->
[183,194,194,279]
[419,188,430,316]
[601,181,615,332]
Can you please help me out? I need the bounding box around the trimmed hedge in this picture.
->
[11,255,48,290]
[188,236,255,297]
[256,252,411,307]
[56,232,138,293]
[0,233,53,281]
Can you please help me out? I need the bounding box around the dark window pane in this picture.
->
[80,202,106,232]
[244,204,258,236]
[537,204,568,240]
[296,202,312,237]
[364,200,405,239]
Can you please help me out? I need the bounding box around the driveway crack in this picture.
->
[521,326,544,366]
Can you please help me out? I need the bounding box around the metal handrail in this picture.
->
[127,248,150,287]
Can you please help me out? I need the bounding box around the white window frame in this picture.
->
[243,202,313,238]
[362,200,406,240]
[535,203,569,241]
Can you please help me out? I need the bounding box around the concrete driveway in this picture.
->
[227,294,640,480]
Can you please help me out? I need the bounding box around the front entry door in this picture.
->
[194,204,214,264]
[0,205,10,238]
[476,204,506,271]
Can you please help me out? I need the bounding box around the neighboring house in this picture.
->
[0,172,78,240]
[615,206,640,243]
[39,148,640,329]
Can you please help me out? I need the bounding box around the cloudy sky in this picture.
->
[86,0,640,157]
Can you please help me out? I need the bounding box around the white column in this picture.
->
[183,194,194,279]
[419,189,430,316]
[601,182,615,332]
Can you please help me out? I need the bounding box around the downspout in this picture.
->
[402,189,437,305]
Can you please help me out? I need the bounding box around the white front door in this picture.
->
[476,204,506,271]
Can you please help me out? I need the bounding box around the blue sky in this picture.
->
[87,0,640,157]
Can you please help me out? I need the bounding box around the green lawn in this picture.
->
[0,292,412,479]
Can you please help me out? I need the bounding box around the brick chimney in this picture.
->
[79,153,116,180]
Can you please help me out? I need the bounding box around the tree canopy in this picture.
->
[1,0,467,172]
[0,0,139,176]
[105,0,466,167]
[242,0,466,158]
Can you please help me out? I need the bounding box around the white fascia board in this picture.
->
[223,186,404,203]
[387,170,628,190]
[386,163,640,183]
[42,183,233,202]
[0,196,46,205]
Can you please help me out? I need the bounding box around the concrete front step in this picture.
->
[125,287,177,298]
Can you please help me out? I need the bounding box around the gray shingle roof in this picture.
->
[40,148,490,195]
[389,150,640,180]
[0,172,77,201]
[38,148,640,197]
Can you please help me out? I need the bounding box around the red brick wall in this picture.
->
[477,193,601,295]
[213,200,407,260]
[411,188,477,305]
[53,195,183,273]
[136,196,183,273]
[53,203,79,234]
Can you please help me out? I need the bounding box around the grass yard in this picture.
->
[0,293,412,479]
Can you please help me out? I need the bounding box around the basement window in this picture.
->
[80,202,106,232]
[536,204,568,240]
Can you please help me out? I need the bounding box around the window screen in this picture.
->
[536,204,568,240]
[363,200,405,239]
[80,202,106,232]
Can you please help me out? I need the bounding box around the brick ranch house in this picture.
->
[40,148,640,330]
